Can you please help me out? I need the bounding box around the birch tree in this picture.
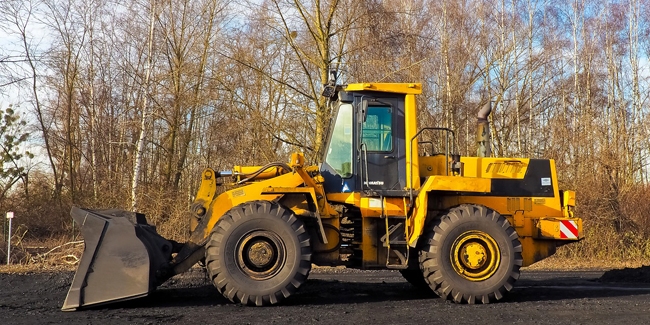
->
[131,0,157,211]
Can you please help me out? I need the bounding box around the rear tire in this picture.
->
[419,204,522,304]
[399,247,430,290]
[399,269,429,289]
[205,201,312,306]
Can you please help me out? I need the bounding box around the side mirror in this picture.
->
[321,84,336,98]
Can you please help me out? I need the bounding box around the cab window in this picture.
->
[361,106,392,152]
[324,103,353,177]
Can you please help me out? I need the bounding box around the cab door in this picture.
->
[358,98,406,193]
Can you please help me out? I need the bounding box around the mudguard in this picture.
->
[62,207,173,311]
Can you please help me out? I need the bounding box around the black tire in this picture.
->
[399,269,430,289]
[419,204,522,304]
[205,201,312,306]
[399,245,430,290]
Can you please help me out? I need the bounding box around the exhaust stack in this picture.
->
[476,102,491,157]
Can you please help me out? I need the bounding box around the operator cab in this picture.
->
[320,86,409,196]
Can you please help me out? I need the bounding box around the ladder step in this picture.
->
[382,215,407,219]
[382,240,407,247]
[385,247,409,268]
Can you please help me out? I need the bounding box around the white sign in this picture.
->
[6,212,13,219]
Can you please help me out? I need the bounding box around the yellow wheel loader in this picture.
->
[62,82,582,310]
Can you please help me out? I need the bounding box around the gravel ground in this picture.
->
[2,266,650,325]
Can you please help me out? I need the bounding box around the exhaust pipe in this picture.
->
[476,101,491,157]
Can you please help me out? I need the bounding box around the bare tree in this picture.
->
[1,0,63,199]
[131,0,157,211]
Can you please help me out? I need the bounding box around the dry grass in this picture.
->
[521,224,650,271]
[0,237,82,273]
[524,254,650,271]
[136,190,192,243]
[522,221,650,271]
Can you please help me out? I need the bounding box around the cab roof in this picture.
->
[345,83,422,95]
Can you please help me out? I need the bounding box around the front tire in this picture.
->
[419,204,522,304]
[205,201,312,306]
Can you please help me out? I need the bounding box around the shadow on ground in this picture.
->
[98,273,650,309]
[599,265,650,283]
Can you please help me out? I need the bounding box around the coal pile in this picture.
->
[600,265,650,283]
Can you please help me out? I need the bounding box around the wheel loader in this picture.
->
[62,82,582,310]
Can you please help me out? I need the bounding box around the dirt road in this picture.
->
[2,267,650,325]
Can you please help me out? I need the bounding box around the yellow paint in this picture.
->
[513,211,525,228]
[519,237,557,267]
[359,197,407,218]
[361,217,379,268]
[407,176,433,247]
[562,190,576,218]
[536,218,583,240]
[345,83,422,94]
[451,230,500,281]
[563,190,576,206]
[419,155,450,176]
[405,93,420,189]
[194,153,339,241]
[425,175,491,193]
[460,157,528,179]
[310,218,341,265]
[190,168,219,232]
[202,171,306,239]
[407,153,582,266]
[326,192,360,205]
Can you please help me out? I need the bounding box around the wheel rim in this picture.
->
[236,230,286,280]
[450,230,500,281]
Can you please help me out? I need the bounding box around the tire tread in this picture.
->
[205,201,311,306]
[419,204,522,304]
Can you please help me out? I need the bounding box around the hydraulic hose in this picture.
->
[236,162,293,184]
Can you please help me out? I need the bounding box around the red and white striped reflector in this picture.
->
[559,220,579,239]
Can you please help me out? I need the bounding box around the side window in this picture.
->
[361,106,392,152]
[325,103,353,177]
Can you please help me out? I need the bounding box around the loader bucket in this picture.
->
[62,207,174,311]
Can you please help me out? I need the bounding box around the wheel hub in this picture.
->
[450,230,500,281]
[247,241,276,268]
[459,242,487,269]
[237,230,286,280]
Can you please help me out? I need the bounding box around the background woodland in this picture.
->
[1,0,650,264]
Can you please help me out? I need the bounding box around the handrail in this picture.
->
[408,127,456,207]
[359,143,369,191]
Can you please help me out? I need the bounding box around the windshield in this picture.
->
[324,103,353,177]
